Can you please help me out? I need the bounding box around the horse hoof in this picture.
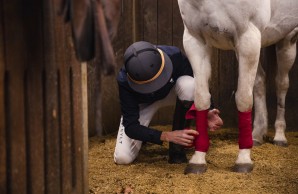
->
[233,163,253,173]
[184,163,207,174]
[253,140,262,146]
[273,141,288,147]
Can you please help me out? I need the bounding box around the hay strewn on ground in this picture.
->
[89,127,298,194]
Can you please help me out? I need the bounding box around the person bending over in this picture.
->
[114,41,223,165]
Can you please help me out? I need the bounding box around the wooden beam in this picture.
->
[81,62,89,194]
[0,0,7,193]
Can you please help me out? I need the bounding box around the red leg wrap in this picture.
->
[195,109,209,152]
[238,110,253,149]
[185,104,209,151]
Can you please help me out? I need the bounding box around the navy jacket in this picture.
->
[117,45,193,145]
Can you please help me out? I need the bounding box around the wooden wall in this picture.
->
[0,0,88,194]
[97,0,298,135]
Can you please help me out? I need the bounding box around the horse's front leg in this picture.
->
[182,28,212,174]
[234,23,261,173]
[273,28,298,147]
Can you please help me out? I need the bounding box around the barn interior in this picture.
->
[0,0,297,194]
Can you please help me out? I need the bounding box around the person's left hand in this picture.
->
[208,109,223,131]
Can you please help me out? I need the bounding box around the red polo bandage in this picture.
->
[185,104,209,152]
[238,110,253,149]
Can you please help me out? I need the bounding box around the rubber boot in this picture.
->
[168,98,193,164]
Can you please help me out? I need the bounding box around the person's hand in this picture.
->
[161,129,199,147]
[208,109,223,131]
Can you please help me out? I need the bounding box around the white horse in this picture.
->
[178,0,298,174]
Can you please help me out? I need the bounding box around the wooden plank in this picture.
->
[210,48,220,108]
[157,0,172,45]
[43,0,61,193]
[71,61,84,194]
[218,50,238,127]
[93,54,102,137]
[172,0,184,49]
[81,62,89,194]
[123,0,134,50]
[143,0,158,44]
[23,1,45,193]
[87,62,97,136]
[67,24,84,192]
[0,0,7,193]
[134,0,144,41]
[3,1,27,193]
[53,2,73,193]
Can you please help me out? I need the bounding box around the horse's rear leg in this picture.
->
[234,23,261,173]
[253,61,268,145]
[274,28,298,146]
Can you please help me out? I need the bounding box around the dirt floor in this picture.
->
[89,126,298,194]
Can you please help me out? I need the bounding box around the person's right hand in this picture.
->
[208,109,223,131]
[160,129,199,147]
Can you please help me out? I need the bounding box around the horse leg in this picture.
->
[234,23,261,173]
[182,28,212,174]
[253,62,268,145]
[273,28,298,147]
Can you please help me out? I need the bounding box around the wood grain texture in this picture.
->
[23,1,45,193]
[0,0,6,193]
[3,0,27,193]
[43,0,61,193]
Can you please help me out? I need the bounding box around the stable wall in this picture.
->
[0,1,88,193]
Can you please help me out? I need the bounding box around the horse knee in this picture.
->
[235,91,253,112]
[194,92,211,110]
[275,75,289,93]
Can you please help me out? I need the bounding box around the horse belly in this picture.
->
[201,28,235,50]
